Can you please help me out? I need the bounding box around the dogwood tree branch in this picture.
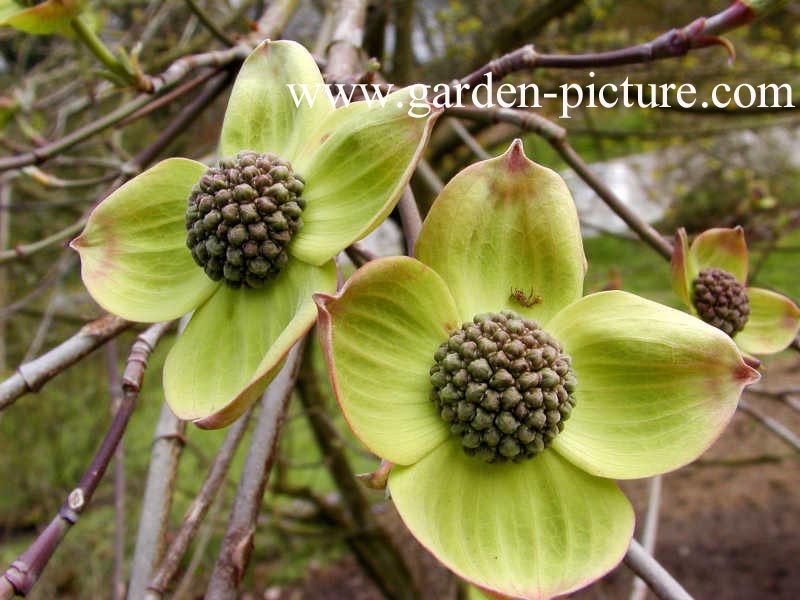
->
[204,342,304,599]
[0,314,133,410]
[738,400,800,452]
[126,401,187,600]
[630,475,664,600]
[0,49,244,173]
[104,341,127,600]
[144,407,254,600]
[456,1,771,91]
[624,539,695,600]
[0,321,173,599]
[397,187,422,255]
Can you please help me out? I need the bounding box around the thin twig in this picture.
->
[447,118,491,160]
[185,0,237,46]
[255,0,301,38]
[127,402,187,600]
[747,386,800,413]
[145,407,254,600]
[21,277,65,363]
[455,2,757,91]
[0,322,173,599]
[0,48,245,173]
[205,342,305,599]
[20,166,118,189]
[104,341,126,600]
[0,314,133,411]
[397,187,422,255]
[624,539,695,600]
[0,219,87,265]
[738,400,800,452]
[344,242,377,267]
[630,475,663,600]
[171,491,226,600]
[326,0,369,82]
[414,158,445,195]
[0,182,10,371]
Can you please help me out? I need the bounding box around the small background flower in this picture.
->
[71,39,439,428]
[671,226,800,355]
[315,140,759,600]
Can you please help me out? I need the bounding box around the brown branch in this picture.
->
[413,158,445,195]
[205,342,304,599]
[0,218,87,265]
[127,69,236,175]
[397,187,422,256]
[127,402,187,600]
[104,341,126,600]
[0,49,243,173]
[0,322,173,599]
[344,242,377,267]
[255,0,301,38]
[630,475,663,600]
[624,539,695,600]
[116,69,221,129]
[145,407,254,600]
[456,2,757,90]
[447,118,491,161]
[0,314,133,411]
[326,0,369,83]
[185,0,237,46]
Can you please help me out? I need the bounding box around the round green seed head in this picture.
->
[185,151,305,288]
[430,311,578,464]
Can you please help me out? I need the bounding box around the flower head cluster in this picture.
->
[316,141,759,600]
[72,40,438,428]
[671,227,800,355]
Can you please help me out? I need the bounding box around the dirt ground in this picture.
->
[256,356,800,600]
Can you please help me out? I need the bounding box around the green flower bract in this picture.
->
[71,40,439,428]
[316,140,760,600]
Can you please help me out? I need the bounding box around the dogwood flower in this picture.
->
[315,141,759,599]
[72,40,438,427]
[671,226,800,355]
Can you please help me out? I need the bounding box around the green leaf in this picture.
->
[219,40,333,162]
[71,158,219,322]
[736,287,800,355]
[315,256,460,465]
[1,0,83,35]
[164,258,336,429]
[689,226,748,282]
[289,86,440,266]
[389,441,634,600]
[415,139,586,325]
[547,291,760,479]
[670,228,694,308]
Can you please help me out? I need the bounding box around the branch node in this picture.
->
[66,488,86,513]
[5,562,28,593]
[59,506,80,525]
[152,432,188,447]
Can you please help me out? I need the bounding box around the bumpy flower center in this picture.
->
[692,267,750,336]
[429,310,577,464]
[185,151,305,288]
